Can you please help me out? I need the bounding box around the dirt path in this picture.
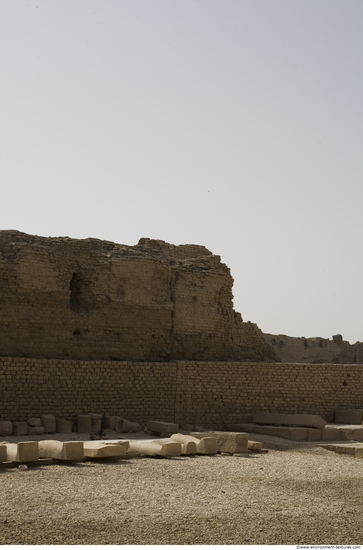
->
[1,434,363,545]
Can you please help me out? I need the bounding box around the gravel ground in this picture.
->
[1,433,363,545]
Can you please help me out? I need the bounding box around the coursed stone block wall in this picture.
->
[0,357,177,422]
[1,358,362,424]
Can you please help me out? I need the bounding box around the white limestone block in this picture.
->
[6,441,39,462]
[83,442,127,458]
[169,434,197,454]
[0,443,7,462]
[127,440,181,457]
[38,440,84,461]
[248,440,263,451]
[153,440,182,456]
[191,431,249,454]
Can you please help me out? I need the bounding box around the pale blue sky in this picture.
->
[1,0,362,343]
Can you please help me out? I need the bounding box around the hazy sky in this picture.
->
[1,0,362,343]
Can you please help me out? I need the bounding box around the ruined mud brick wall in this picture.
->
[0,231,275,362]
[1,358,362,423]
[263,333,363,364]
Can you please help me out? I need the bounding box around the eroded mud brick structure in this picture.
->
[0,230,275,362]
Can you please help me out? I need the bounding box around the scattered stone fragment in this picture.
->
[28,427,45,435]
[335,409,363,425]
[191,431,249,454]
[27,418,42,427]
[87,413,103,433]
[253,412,326,429]
[77,415,92,433]
[127,440,181,457]
[166,435,197,455]
[83,442,127,458]
[0,421,12,436]
[12,422,28,436]
[307,428,322,441]
[56,419,73,434]
[38,440,84,461]
[320,443,363,458]
[116,419,142,433]
[103,416,122,430]
[6,441,39,462]
[102,440,130,451]
[170,433,217,455]
[248,440,263,451]
[18,464,28,471]
[0,443,7,462]
[321,427,342,441]
[41,414,56,434]
[233,453,250,457]
[146,421,179,435]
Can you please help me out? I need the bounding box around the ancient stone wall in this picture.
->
[263,333,363,364]
[0,231,275,362]
[1,357,362,424]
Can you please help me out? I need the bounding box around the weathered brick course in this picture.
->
[1,358,362,424]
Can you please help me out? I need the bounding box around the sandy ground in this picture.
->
[1,432,363,545]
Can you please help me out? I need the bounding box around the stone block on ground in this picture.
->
[39,440,84,461]
[0,421,13,436]
[91,419,102,433]
[6,441,39,462]
[83,442,127,458]
[102,440,130,451]
[41,414,56,434]
[227,423,309,441]
[170,433,217,454]
[320,443,363,458]
[253,412,284,426]
[27,418,42,427]
[0,443,7,462]
[12,422,28,436]
[169,434,197,455]
[307,428,322,441]
[103,416,122,430]
[191,431,249,454]
[28,426,45,435]
[339,426,363,441]
[146,420,179,435]
[282,414,326,429]
[248,440,263,451]
[335,409,363,425]
[86,413,103,433]
[127,440,181,457]
[56,419,73,434]
[115,419,142,433]
[152,440,183,457]
[321,426,343,441]
[78,415,92,433]
[253,412,326,429]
